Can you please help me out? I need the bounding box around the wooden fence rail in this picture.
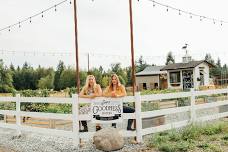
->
[0,88,228,146]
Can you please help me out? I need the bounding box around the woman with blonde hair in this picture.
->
[79,75,102,132]
[103,74,135,131]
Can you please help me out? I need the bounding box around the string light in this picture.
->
[0,0,227,34]
[0,0,70,33]
[148,0,228,26]
[0,50,75,57]
[153,1,155,7]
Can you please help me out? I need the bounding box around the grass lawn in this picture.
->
[146,120,228,152]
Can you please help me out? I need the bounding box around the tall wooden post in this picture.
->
[73,0,80,93]
[129,0,137,137]
[129,0,136,95]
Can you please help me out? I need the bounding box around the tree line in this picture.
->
[0,52,227,93]
[0,56,149,93]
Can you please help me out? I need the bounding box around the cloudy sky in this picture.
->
[0,0,228,70]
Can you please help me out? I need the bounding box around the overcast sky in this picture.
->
[0,0,228,70]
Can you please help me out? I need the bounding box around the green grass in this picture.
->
[140,89,179,95]
[147,121,228,152]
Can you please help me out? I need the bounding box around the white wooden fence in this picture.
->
[0,88,228,146]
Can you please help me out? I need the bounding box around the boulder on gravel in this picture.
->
[93,128,124,151]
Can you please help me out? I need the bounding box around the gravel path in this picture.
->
[0,128,151,152]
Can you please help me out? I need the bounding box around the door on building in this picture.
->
[182,70,194,90]
[200,70,205,86]
[143,83,147,90]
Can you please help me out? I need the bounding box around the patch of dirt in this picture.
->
[0,146,16,152]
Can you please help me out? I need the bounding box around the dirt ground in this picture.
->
[0,146,16,152]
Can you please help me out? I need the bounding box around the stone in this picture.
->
[93,127,124,151]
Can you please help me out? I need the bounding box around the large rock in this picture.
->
[93,128,124,151]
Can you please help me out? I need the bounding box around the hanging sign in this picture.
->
[91,99,123,123]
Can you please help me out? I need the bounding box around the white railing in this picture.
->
[0,88,228,146]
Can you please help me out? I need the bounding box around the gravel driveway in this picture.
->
[0,127,149,152]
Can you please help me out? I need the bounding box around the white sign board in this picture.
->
[91,99,123,123]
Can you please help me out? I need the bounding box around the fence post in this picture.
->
[135,92,143,143]
[72,94,79,146]
[190,88,196,123]
[16,94,21,136]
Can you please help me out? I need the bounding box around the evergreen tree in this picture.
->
[0,59,14,93]
[59,66,75,90]
[136,56,149,72]
[205,53,215,65]
[216,58,221,68]
[165,51,175,65]
[37,72,55,89]
[54,61,65,90]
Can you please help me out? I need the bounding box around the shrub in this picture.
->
[148,134,170,147]
[201,124,223,135]
[222,135,228,141]
[17,89,50,112]
[141,89,179,95]
[168,130,181,142]
[181,125,201,141]
[158,143,176,152]
[0,102,16,110]
[175,141,193,152]
[141,102,159,112]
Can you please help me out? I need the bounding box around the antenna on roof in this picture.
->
[182,43,192,63]
[182,43,189,54]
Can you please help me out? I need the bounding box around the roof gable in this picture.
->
[161,60,214,71]
[136,66,167,76]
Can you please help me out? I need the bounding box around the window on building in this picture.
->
[143,83,147,90]
[170,71,181,86]
[154,83,158,89]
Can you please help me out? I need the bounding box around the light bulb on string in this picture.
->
[166,6,168,12]
[29,17,32,23]
[8,27,10,32]
[69,0,72,4]
[153,1,155,7]
[221,21,223,26]
[55,5,57,12]
[19,22,21,28]
[189,13,192,19]
[41,12,44,18]
[213,19,215,24]
[178,10,181,15]
[200,16,202,21]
